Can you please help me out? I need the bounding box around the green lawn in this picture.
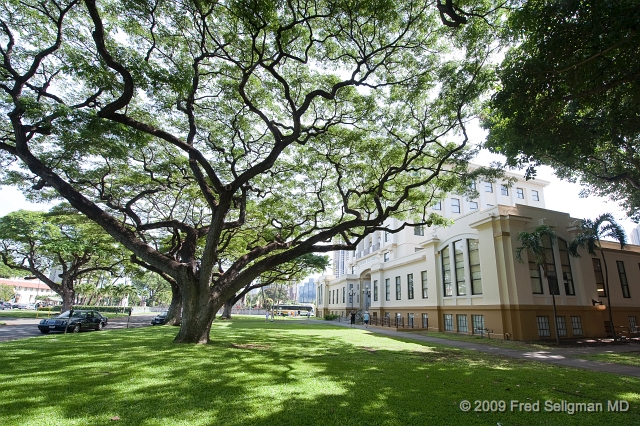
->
[1,316,638,426]
[411,330,558,351]
[573,352,640,367]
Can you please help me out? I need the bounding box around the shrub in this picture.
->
[324,313,339,321]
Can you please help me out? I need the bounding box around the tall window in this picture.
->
[433,201,441,210]
[469,181,476,191]
[422,313,428,329]
[395,276,401,300]
[383,252,389,262]
[454,240,466,296]
[469,201,478,211]
[630,316,638,333]
[571,316,583,336]
[451,198,461,213]
[537,316,550,337]
[501,185,509,196]
[532,190,539,201]
[617,261,631,298]
[457,314,468,333]
[384,232,389,242]
[342,287,346,303]
[385,278,390,301]
[442,246,452,296]
[485,182,493,193]
[421,271,428,298]
[516,188,524,199]
[348,284,353,304]
[414,225,424,236]
[407,273,414,299]
[443,314,453,331]
[558,239,575,295]
[556,316,567,337]
[542,235,559,295]
[468,239,482,294]
[373,280,378,301]
[592,258,606,296]
[472,315,485,334]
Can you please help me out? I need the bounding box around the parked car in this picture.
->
[37,310,108,334]
[26,303,37,310]
[15,303,29,310]
[151,312,168,325]
[0,302,12,310]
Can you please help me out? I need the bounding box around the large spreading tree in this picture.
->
[483,0,640,219]
[0,0,503,343]
[0,208,129,310]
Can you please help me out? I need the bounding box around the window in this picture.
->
[528,258,544,294]
[556,316,567,337]
[542,235,560,295]
[421,271,428,298]
[617,261,631,298]
[373,280,378,301]
[454,240,466,296]
[414,225,424,236]
[485,182,493,193]
[469,201,478,211]
[537,316,550,337]
[385,278,390,301]
[571,316,583,336]
[422,313,428,329]
[348,284,353,304]
[395,276,401,300]
[558,239,575,295]
[468,239,482,294]
[593,258,606,297]
[469,181,476,191]
[384,232,389,242]
[629,316,638,333]
[516,188,524,199]
[384,252,389,262]
[451,198,461,213]
[472,315,485,334]
[501,185,508,196]
[457,314,468,333]
[433,201,441,210]
[407,273,414,299]
[342,287,346,303]
[532,190,539,201]
[442,246,452,296]
[443,314,453,331]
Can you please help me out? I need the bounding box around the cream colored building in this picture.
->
[317,173,640,341]
[0,278,58,304]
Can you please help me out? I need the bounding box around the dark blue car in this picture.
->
[38,310,108,334]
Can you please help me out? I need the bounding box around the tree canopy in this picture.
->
[0,0,504,343]
[483,0,640,220]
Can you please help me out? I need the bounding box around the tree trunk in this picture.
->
[60,281,75,312]
[221,299,233,319]
[600,249,616,340]
[164,280,182,326]
[173,274,216,344]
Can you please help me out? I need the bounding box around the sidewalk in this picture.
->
[326,320,640,378]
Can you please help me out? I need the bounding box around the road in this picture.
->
[0,314,156,343]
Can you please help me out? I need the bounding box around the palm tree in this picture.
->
[515,225,561,344]
[569,213,626,340]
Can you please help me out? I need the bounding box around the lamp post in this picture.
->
[364,285,371,312]
[348,289,355,312]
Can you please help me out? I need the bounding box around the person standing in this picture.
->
[363,311,370,328]
[350,311,356,327]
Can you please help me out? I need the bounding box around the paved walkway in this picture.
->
[326,320,640,378]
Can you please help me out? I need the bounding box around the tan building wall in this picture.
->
[318,203,640,341]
